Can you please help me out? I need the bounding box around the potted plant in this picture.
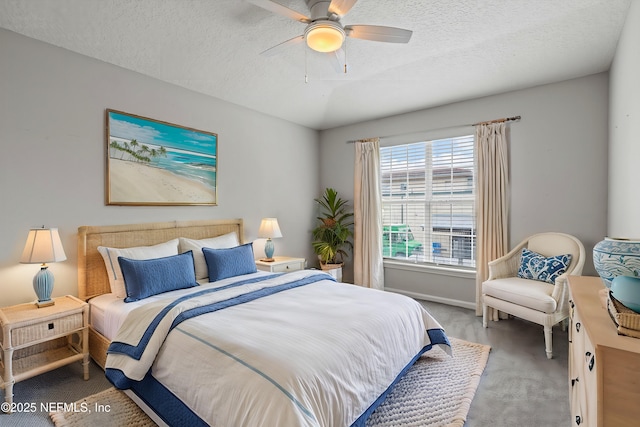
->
[312,188,354,281]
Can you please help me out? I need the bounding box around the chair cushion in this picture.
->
[517,248,572,284]
[483,277,557,313]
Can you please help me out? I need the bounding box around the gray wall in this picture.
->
[0,24,616,309]
[0,29,319,307]
[319,73,609,306]
[609,1,640,238]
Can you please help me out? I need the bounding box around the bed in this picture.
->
[78,219,451,427]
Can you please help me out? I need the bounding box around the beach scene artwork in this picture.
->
[106,110,217,205]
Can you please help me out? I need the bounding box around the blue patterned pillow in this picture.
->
[118,251,198,302]
[517,248,572,284]
[203,243,257,282]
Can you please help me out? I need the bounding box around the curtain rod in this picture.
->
[472,115,521,126]
[347,115,521,143]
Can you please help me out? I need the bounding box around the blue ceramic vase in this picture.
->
[611,275,640,313]
[593,238,640,288]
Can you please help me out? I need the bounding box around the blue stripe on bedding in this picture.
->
[107,273,283,359]
[350,328,451,427]
[169,273,334,330]
[130,371,208,427]
[105,249,119,280]
[176,326,318,424]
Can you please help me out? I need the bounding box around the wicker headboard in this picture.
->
[77,219,244,301]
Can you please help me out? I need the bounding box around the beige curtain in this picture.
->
[354,138,384,290]
[475,122,509,316]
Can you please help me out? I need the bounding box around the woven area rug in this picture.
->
[50,337,489,427]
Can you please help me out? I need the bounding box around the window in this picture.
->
[380,135,476,268]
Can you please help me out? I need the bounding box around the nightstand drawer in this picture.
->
[11,312,83,347]
[272,261,304,273]
[255,257,306,273]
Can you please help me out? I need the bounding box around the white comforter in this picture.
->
[106,270,450,427]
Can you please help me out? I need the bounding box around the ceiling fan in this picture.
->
[245,0,413,59]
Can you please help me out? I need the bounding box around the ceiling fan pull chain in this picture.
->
[305,44,309,83]
[344,41,348,74]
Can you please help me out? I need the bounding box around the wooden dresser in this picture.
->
[568,276,640,426]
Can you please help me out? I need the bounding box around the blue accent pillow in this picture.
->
[118,251,198,302]
[203,243,257,282]
[517,248,572,285]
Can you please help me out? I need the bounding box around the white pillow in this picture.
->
[179,232,240,280]
[97,239,180,298]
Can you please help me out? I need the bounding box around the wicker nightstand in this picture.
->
[0,295,89,412]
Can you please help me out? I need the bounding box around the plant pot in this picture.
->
[593,238,640,288]
[320,262,343,282]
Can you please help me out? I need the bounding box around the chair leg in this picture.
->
[482,303,488,328]
[544,326,553,359]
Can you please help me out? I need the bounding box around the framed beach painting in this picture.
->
[106,109,217,206]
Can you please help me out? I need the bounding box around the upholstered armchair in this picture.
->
[482,232,585,359]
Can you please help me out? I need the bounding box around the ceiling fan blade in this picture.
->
[245,0,311,23]
[345,25,413,43]
[328,0,358,17]
[260,35,304,57]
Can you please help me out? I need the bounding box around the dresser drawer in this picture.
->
[579,336,597,426]
[11,312,83,347]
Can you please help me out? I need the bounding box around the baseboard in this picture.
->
[385,287,476,310]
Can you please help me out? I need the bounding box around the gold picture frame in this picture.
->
[106,109,217,206]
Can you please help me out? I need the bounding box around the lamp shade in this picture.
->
[20,227,67,264]
[258,218,283,239]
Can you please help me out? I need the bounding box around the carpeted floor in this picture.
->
[48,338,489,427]
[420,300,571,427]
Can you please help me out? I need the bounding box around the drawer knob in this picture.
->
[48,323,54,330]
[576,415,581,425]
[575,322,581,332]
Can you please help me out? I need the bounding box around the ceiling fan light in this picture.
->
[305,23,345,53]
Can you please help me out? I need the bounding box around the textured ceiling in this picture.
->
[0,0,631,130]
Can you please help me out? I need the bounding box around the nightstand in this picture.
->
[255,256,306,273]
[0,295,89,412]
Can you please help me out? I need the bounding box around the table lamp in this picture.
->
[20,227,67,307]
[258,218,282,262]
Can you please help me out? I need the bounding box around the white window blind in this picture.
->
[380,135,476,268]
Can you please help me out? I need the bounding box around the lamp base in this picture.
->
[264,238,275,261]
[33,265,55,309]
[36,300,55,308]
[260,258,275,262]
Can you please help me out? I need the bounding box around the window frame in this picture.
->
[380,134,476,270]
